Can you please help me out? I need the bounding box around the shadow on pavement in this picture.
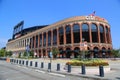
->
[116,77,120,79]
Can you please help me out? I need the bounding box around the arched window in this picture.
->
[48,31,51,46]
[91,23,97,32]
[59,27,64,45]
[39,34,42,47]
[32,37,34,48]
[66,25,71,44]
[105,26,109,43]
[73,24,80,43]
[91,23,98,42]
[53,29,57,45]
[43,33,46,47]
[99,25,105,43]
[82,23,89,42]
[36,35,38,48]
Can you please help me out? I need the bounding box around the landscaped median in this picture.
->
[65,58,110,74]
[66,59,109,66]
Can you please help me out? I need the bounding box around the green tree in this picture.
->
[23,51,27,57]
[0,49,6,57]
[6,51,12,57]
[18,53,21,58]
[111,49,120,58]
[29,50,34,58]
[52,47,59,58]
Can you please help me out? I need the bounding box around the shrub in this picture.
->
[66,59,109,66]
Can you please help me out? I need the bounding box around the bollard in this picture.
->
[22,60,24,65]
[57,63,60,71]
[99,65,104,77]
[67,64,71,73]
[81,65,86,74]
[12,59,14,63]
[17,60,18,64]
[48,63,51,72]
[19,60,21,64]
[41,62,44,68]
[35,62,38,67]
[14,59,16,63]
[26,61,28,66]
[30,61,32,66]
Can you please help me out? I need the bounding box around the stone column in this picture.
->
[45,49,48,58]
[57,28,60,46]
[38,34,40,48]
[63,48,66,58]
[41,49,43,58]
[104,26,107,43]
[34,36,36,49]
[97,25,100,43]
[46,32,48,47]
[30,37,33,49]
[80,23,82,42]
[42,33,43,47]
[70,47,74,58]
[89,23,92,43]
[63,26,66,45]
[51,30,53,46]
[71,24,74,45]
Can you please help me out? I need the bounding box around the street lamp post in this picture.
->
[48,51,52,72]
[26,45,30,59]
[80,38,87,60]
[82,38,85,59]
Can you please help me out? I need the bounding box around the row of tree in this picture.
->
[0,48,120,58]
[0,49,12,57]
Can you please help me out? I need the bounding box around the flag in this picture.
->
[89,11,96,16]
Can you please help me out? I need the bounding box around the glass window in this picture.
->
[66,25,71,44]
[59,27,63,34]
[36,35,38,48]
[82,23,90,42]
[59,27,64,44]
[39,34,42,47]
[106,27,108,33]
[99,25,104,33]
[73,24,80,32]
[82,23,89,31]
[53,29,57,45]
[48,31,51,46]
[91,23,97,32]
[43,33,46,47]
[66,25,71,34]
[73,24,80,43]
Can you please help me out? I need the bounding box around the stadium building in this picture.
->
[6,15,112,58]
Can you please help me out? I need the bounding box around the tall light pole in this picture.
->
[26,44,30,59]
[80,38,87,60]
[82,38,85,59]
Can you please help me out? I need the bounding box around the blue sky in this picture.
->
[0,0,120,49]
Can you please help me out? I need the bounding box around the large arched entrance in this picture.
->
[93,47,99,58]
[39,49,41,58]
[66,48,71,58]
[74,47,80,58]
[43,49,46,58]
[101,47,106,58]
[59,48,64,58]
[107,48,111,58]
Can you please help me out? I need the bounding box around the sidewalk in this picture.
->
[10,58,120,80]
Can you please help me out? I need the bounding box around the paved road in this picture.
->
[0,61,96,80]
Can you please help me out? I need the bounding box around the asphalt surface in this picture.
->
[1,59,120,80]
[0,61,96,80]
